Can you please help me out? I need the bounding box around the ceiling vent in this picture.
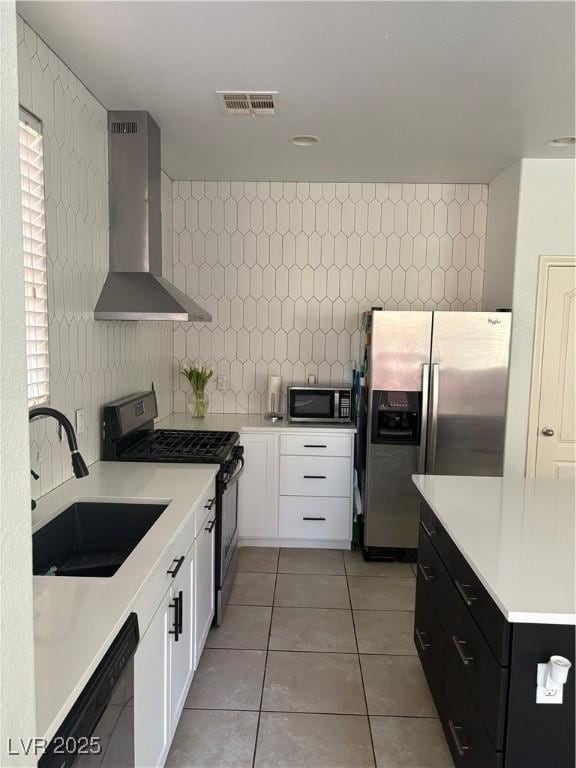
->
[218,91,277,116]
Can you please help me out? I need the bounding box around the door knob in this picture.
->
[541,427,555,437]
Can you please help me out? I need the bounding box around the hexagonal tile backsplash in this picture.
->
[19,18,174,498]
[172,181,487,414]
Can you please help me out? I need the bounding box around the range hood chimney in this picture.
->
[95,111,211,322]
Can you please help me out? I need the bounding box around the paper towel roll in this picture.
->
[267,375,282,414]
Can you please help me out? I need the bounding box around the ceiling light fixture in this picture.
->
[547,136,576,147]
[291,135,319,147]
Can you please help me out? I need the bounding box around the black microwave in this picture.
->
[287,386,353,423]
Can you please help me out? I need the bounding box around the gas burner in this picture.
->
[122,430,238,463]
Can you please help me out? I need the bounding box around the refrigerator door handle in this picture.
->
[427,363,440,473]
[418,364,430,473]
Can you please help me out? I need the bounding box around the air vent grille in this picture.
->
[111,121,138,135]
[219,92,277,116]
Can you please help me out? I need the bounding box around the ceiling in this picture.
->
[17,1,575,182]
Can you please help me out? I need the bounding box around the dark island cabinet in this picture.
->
[415,501,575,768]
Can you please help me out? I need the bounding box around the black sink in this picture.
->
[33,501,167,577]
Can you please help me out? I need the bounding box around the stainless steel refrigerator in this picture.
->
[357,310,511,556]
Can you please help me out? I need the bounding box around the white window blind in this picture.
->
[19,110,49,407]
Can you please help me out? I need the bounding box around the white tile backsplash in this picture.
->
[171,181,488,413]
[18,18,174,497]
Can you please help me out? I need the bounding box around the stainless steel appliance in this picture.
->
[39,613,139,768]
[102,391,244,624]
[94,112,210,322]
[287,385,353,423]
[357,310,511,557]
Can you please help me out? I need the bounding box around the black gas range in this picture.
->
[102,390,244,624]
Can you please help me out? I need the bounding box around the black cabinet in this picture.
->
[415,501,575,768]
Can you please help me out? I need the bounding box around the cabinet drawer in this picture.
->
[414,579,445,717]
[442,654,502,768]
[417,526,452,627]
[280,456,352,497]
[447,544,510,665]
[444,575,508,749]
[420,502,510,665]
[280,433,353,457]
[279,496,351,540]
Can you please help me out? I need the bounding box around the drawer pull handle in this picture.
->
[167,556,185,578]
[454,579,477,606]
[205,518,216,533]
[168,591,183,641]
[204,497,216,510]
[418,562,435,582]
[415,627,431,652]
[303,474,327,479]
[421,519,437,537]
[303,444,327,448]
[452,634,474,666]
[447,720,470,757]
[303,516,326,521]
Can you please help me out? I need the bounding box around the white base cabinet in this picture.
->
[238,432,279,539]
[194,513,215,667]
[134,480,216,768]
[238,430,354,548]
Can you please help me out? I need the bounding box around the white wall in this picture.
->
[17,18,174,497]
[487,159,576,475]
[171,181,488,413]
[0,3,37,765]
[483,161,521,311]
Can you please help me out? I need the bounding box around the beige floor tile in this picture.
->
[361,655,437,717]
[166,709,258,768]
[262,651,366,714]
[206,605,272,650]
[228,572,276,606]
[344,551,414,578]
[354,611,417,655]
[370,716,453,768]
[274,573,350,608]
[278,548,345,575]
[348,577,416,611]
[185,649,266,710]
[237,546,279,573]
[255,713,375,768]
[270,607,356,652]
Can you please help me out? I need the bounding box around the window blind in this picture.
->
[19,110,49,407]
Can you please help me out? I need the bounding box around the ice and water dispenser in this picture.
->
[371,391,422,445]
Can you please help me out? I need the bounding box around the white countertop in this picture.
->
[412,475,575,625]
[157,412,357,433]
[33,461,218,743]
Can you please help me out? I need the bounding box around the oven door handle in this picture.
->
[225,456,245,489]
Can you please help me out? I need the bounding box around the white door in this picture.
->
[134,596,171,768]
[194,516,215,666]
[533,265,576,478]
[238,433,278,538]
[170,549,195,734]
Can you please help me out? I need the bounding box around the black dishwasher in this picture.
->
[39,613,139,768]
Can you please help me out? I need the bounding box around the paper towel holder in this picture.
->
[265,376,284,422]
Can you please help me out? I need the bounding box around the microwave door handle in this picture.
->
[334,391,339,419]
[418,364,430,474]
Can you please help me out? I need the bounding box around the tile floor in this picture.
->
[167,548,454,768]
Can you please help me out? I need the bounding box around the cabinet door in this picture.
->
[194,517,215,666]
[239,433,278,538]
[170,548,195,734]
[134,596,171,768]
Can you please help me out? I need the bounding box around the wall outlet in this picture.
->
[217,375,228,391]
[75,408,86,435]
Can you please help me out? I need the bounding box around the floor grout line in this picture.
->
[345,568,379,768]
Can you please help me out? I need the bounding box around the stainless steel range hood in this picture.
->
[95,111,211,322]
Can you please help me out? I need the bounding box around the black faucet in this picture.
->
[29,407,89,485]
